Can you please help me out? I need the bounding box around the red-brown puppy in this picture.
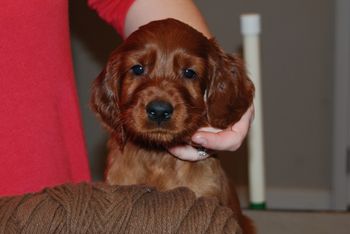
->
[91,18,255,233]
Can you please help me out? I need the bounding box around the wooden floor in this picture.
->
[245,210,350,234]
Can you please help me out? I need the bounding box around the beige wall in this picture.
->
[194,0,334,190]
[70,0,334,208]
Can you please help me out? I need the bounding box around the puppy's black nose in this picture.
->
[146,100,173,124]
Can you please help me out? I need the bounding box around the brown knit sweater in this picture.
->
[0,183,241,233]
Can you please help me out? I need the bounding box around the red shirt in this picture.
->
[0,0,134,196]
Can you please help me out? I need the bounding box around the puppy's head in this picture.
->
[91,19,254,149]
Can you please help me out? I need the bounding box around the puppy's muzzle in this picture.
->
[146,100,174,125]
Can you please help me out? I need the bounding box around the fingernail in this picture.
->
[192,135,207,146]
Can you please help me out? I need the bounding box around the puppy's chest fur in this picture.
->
[106,140,231,205]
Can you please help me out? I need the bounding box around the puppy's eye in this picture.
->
[131,64,145,75]
[183,68,197,79]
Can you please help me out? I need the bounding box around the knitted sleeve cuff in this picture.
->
[88,0,136,37]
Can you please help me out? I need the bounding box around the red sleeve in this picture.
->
[88,0,135,37]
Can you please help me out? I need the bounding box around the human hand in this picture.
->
[168,105,254,161]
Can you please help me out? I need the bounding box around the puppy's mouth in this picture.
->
[127,100,193,147]
[131,128,188,148]
[143,100,181,136]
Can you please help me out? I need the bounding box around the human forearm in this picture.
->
[124,0,212,38]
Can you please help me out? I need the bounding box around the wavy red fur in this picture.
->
[91,19,255,233]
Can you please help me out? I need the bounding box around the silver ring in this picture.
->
[197,148,209,158]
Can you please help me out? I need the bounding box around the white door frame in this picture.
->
[331,0,350,211]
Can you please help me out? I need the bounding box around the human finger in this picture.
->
[192,105,254,151]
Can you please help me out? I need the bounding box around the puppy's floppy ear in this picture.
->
[206,40,255,129]
[90,55,126,149]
